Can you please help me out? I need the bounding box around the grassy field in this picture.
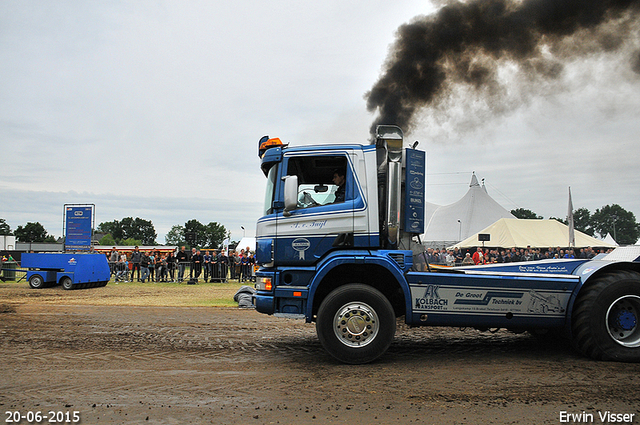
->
[0,274,252,307]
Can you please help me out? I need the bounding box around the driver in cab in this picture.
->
[332,169,345,203]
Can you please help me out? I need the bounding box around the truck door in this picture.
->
[274,150,367,266]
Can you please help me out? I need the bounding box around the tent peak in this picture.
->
[470,172,480,187]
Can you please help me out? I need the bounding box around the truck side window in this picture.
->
[286,156,348,208]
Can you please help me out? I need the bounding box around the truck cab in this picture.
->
[253,127,640,365]
[257,142,379,268]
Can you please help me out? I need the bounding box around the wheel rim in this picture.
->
[62,277,73,289]
[606,295,640,348]
[332,302,379,348]
[30,276,42,287]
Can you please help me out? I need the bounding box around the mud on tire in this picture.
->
[316,283,396,364]
[572,270,640,362]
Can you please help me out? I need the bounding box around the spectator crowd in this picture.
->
[417,246,612,268]
[107,245,256,283]
[104,244,618,279]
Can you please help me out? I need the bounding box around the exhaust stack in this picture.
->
[375,125,403,249]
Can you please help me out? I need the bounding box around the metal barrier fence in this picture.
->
[0,261,27,282]
[108,261,255,283]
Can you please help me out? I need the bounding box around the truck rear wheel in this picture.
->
[572,270,640,362]
[28,274,45,289]
[316,284,396,364]
[61,277,74,290]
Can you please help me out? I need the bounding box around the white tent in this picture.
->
[423,173,515,247]
[603,233,619,247]
[234,237,256,253]
[450,218,617,249]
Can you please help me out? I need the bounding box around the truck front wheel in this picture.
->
[316,284,396,364]
[28,274,45,289]
[572,270,640,362]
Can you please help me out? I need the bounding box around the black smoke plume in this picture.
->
[366,0,640,136]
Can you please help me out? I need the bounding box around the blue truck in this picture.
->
[252,125,640,364]
[22,252,110,290]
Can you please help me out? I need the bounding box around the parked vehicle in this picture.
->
[22,252,110,290]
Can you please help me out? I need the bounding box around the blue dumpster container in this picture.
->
[21,253,110,290]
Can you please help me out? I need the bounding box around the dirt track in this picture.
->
[1,286,640,424]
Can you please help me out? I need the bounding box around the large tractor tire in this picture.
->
[316,284,396,364]
[572,270,640,362]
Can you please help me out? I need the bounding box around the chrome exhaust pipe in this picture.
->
[375,125,403,249]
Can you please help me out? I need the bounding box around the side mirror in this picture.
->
[282,175,298,216]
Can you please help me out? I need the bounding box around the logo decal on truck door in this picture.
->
[292,238,311,260]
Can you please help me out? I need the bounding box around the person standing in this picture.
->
[462,253,475,265]
[211,250,219,282]
[155,251,163,282]
[140,252,150,282]
[158,253,168,281]
[189,248,196,279]
[236,249,244,280]
[166,251,176,282]
[233,251,241,280]
[248,252,256,282]
[472,247,484,265]
[218,249,228,282]
[445,250,455,267]
[241,252,250,282]
[203,250,212,282]
[121,253,130,281]
[130,246,142,281]
[109,247,119,276]
[454,248,463,266]
[148,251,155,282]
[176,246,188,282]
[228,251,236,280]
[191,249,203,281]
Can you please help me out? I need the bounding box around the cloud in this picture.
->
[0,188,262,243]
[1,0,639,243]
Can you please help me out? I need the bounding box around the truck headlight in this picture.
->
[256,277,272,291]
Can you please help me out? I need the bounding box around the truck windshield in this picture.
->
[263,165,278,215]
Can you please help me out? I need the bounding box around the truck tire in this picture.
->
[61,277,74,290]
[28,274,45,289]
[316,283,396,364]
[572,270,640,362]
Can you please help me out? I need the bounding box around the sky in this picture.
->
[2,1,640,244]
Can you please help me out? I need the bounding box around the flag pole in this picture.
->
[567,187,575,248]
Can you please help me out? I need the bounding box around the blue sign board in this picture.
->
[65,206,93,250]
[404,148,425,234]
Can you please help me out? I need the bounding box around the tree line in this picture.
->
[0,217,230,249]
[3,202,639,246]
[511,203,640,245]
[0,220,57,243]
